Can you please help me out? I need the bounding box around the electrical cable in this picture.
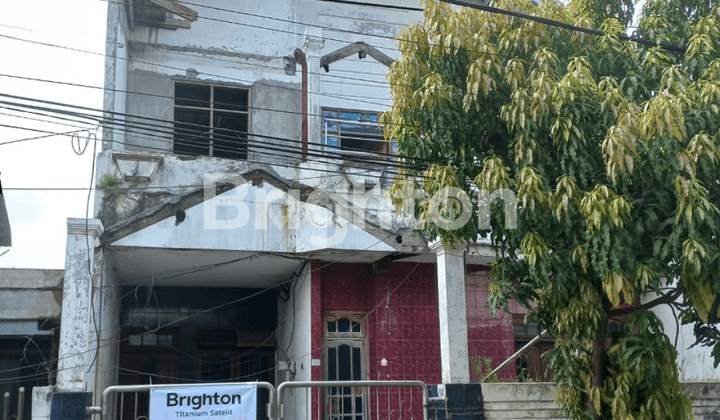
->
[0,113,431,185]
[84,126,101,375]
[440,0,686,54]
[0,94,446,183]
[0,233,402,380]
[0,83,425,175]
[0,33,395,110]
[0,93,416,165]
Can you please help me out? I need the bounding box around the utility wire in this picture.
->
[0,73,394,128]
[0,232,405,380]
[0,102,428,178]
[0,92,442,172]
[439,0,686,54]
[0,33,394,111]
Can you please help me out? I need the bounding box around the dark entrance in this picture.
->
[118,286,276,419]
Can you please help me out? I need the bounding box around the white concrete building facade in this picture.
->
[34,2,501,419]
[27,1,720,419]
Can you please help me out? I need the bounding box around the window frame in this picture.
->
[322,108,394,159]
[173,80,251,159]
[322,312,368,420]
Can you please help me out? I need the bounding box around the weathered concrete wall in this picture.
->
[481,383,562,420]
[645,288,720,381]
[87,249,120,410]
[480,382,720,420]
[125,70,173,152]
[684,382,720,420]
[0,290,62,319]
[128,0,301,60]
[56,219,103,392]
[276,263,312,420]
[0,269,63,320]
[103,0,129,151]
[251,79,302,163]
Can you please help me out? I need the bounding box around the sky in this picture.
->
[0,0,107,268]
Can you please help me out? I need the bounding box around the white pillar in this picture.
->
[57,218,103,391]
[303,28,324,154]
[431,241,470,384]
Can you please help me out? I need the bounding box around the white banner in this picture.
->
[150,384,257,420]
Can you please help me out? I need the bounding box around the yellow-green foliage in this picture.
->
[385,0,720,418]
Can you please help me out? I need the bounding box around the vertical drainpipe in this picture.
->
[294,49,308,161]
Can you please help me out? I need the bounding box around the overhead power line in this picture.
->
[439,0,686,54]
[0,33,394,110]
[0,93,425,170]
[0,93,449,186]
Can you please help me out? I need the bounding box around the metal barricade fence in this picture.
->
[88,382,276,420]
[276,380,429,420]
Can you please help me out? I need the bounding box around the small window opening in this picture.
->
[174,82,249,160]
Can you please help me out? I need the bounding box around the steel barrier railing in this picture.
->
[277,380,429,420]
[87,381,276,420]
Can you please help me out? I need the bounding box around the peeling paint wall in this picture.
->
[276,264,313,420]
[125,70,173,152]
[251,80,302,163]
[87,249,121,409]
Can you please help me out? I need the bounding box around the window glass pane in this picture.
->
[175,83,210,107]
[213,112,248,159]
[328,347,337,381]
[143,334,157,346]
[338,318,350,332]
[174,109,210,156]
[351,322,360,333]
[325,135,339,147]
[340,111,360,121]
[214,87,248,112]
[321,108,386,157]
[338,344,351,380]
[328,321,336,333]
[352,347,361,380]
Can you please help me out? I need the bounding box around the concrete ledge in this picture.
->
[478,382,720,420]
[0,269,63,289]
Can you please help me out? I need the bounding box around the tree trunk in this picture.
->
[589,325,605,418]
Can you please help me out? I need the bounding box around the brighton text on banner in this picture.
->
[149,384,257,419]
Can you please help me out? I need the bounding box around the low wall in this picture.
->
[480,382,720,420]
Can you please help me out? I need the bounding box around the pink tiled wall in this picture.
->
[311,262,521,418]
[465,268,527,381]
[316,262,440,419]
[318,262,441,385]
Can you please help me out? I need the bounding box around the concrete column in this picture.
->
[302,28,324,152]
[56,218,103,391]
[431,240,470,384]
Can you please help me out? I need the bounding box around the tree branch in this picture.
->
[607,289,682,317]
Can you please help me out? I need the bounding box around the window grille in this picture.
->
[174,82,249,159]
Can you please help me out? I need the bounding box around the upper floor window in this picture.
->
[173,82,249,160]
[322,109,394,159]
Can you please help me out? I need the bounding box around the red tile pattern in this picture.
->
[465,269,526,381]
[310,262,519,418]
[318,262,442,385]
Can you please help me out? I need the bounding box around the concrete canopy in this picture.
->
[105,179,398,287]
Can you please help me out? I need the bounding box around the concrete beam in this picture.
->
[0,268,63,289]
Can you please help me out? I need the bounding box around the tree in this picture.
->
[382,0,720,418]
